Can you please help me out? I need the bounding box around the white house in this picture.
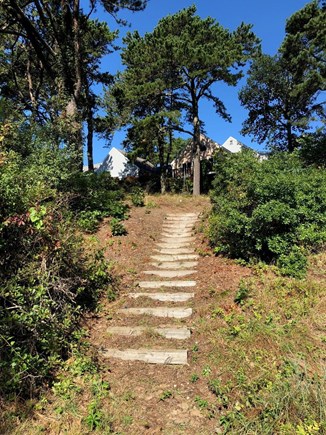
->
[222,136,268,161]
[97,147,139,179]
[221,136,243,153]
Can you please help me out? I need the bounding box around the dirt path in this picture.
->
[87,195,251,434]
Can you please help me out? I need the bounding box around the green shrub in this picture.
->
[0,148,112,397]
[209,150,326,277]
[130,186,145,207]
[77,210,103,233]
[110,218,127,236]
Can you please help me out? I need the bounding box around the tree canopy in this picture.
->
[0,0,147,167]
[240,0,325,152]
[118,6,260,194]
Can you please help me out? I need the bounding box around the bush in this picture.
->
[0,148,112,397]
[110,218,127,236]
[209,150,326,277]
[130,186,145,207]
[77,210,103,233]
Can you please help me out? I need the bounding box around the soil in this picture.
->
[85,195,252,434]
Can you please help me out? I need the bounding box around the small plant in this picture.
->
[122,415,133,426]
[145,200,157,209]
[234,280,250,305]
[110,218,127,236]
[194,396,209,409]
[190,373,199,383]
[192,342,199,352]
[130,187,145,207]
[85,401,104,431]
[202,365,212,377]
[159,390,173,401]
[77,210,103,233]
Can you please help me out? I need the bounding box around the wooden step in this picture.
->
[151,254,198,262]
[151,261,198,269]
[101,348,188,365]
[161,234,194,239]
[138,280,196,288]
[154,248,195,254]
[128,292,194,302]
[106,326,191,339]
[156,242,192,248]
[118,307,192,318]
[143,270,196,278]
[166,213,198,217]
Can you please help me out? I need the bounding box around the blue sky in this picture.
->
[86,0,311,164]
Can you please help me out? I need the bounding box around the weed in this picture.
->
[190,373,199,383]
[194,396,208,409]
[159,390,173,401]
[85,401,104,431]
[202,365,212,377]
[110,218,127,236]
[234,279,250,305]
[192,342,199,352]
[122,415,133,426]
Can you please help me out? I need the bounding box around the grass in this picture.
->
[194,259,326,434]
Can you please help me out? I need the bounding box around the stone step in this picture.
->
[128,292,194,302]
[151,261,198,269]
[154,248,194,254]
[138,280,196,288]
[118,307,193,318]
[151,254,198,262]
[143,270,196,278]
[106,326,191,340]
[101,348,188,365]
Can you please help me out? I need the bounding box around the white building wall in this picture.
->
[222,136,242,153]
[97,147,138,179]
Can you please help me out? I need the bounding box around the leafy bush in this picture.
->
[209,150,326,277]
[130,186,145,207]
[0,148,112,397]
[77,210,103,233]
[62,171,129,227]
[110,218,127,236]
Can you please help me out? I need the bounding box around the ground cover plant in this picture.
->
[209,150,326,278]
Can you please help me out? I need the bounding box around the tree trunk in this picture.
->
[191,80,201,196]
[192,114,201,196]
[158,133,166,194]
[160,172,167,194]
[286,121,295,152]
[87,107,94,172]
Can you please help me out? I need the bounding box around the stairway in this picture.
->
[101,213,198,365]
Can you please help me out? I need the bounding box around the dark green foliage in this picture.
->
[298,129,326,167]
[239,54,319,152]
[130,186,145,207]
[77,210,103,233]
[240,1,325,153]
[63,171,125,216]
[110,218,127,236]
[209,150,326,277]
[0,146,112,397]
[234,281,251,305]
[119,6,260,194]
